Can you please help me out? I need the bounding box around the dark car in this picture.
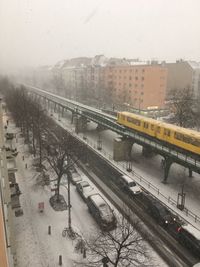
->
[86,193,116,231]
[76,181,94,201]
[145,195,176,226]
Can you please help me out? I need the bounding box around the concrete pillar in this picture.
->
[113,137,133,161]
[74,116,88,133]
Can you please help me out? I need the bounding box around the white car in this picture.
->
[71,172,82,185]
[76,181,94,200]
[119,175,142,196]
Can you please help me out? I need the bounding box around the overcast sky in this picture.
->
[0,0,200,73]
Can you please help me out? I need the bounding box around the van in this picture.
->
[86,193,116,231]
[119,175,142,196]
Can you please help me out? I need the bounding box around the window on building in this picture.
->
[142,69,145,72]
[129,83,132,87]
[135,76,138,80]
[129,76,132,80]
[141,77,144,81]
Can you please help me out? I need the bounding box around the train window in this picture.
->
[191,138,200,147]
[164,129,171,137]
[143,122,149,129]
[151,124,154,131]
[122,115,126,120]
[182,135,191,144]
[156,126,160,133]
[174,132,200,147]
[174,132,183,141]
[127,116,141,126]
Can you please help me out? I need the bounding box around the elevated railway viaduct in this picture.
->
[23,85,200,183]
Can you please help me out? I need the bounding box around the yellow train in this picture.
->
[117,111,200,156]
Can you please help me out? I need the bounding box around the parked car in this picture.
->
[71,172,82,185]
[145,195,176,226]
[178,224,200,257]
[76,181,94,201]
[86,193,116,231]
[119,175,142,196]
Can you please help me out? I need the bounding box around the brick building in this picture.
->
[102,63,167,110]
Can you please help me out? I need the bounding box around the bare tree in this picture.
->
[169,87,196,128]
[77,215,151,267]
[3,84,51,165]
[43,128,81,202]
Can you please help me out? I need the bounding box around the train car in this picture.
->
[117,111,200,157]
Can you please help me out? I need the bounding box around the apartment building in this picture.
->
[102,64,168,110]
[166,60,200,99]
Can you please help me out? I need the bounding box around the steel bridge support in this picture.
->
[142,145,154,157]
[162,156,173,183]
[188,168,193,178]
[96,124,107,131]
[113,137,133,161]
[71,110,78,124]
[74,116,88,133]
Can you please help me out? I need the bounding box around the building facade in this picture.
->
[102,64,167,110]
[166,60,200,99]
